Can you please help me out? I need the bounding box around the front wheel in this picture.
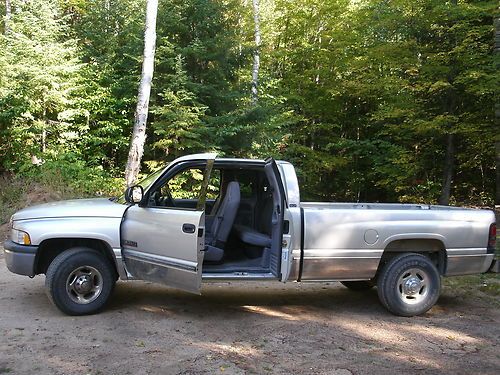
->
[377,253,441,317]
[45,248,116,315]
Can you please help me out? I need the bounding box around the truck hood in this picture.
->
[12,198,128,221]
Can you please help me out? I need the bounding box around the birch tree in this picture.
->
[251,0,261,104]
[5,0,11,34]
[125,0,158,186]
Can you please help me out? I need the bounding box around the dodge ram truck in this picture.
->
[4,153,498,316]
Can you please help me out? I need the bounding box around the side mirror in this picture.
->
[124,185,144,204]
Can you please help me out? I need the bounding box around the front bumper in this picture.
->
[3,240,38,277]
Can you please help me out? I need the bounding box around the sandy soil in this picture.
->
[0,251,499,375]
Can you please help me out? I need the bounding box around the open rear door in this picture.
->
[121,156,215,294]
[264,158,287,278]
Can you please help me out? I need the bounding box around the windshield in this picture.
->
[115,166,167,204]
[136,168,165,191]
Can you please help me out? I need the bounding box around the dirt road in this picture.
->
[0,251,499,375]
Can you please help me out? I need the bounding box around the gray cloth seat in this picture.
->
[204,181,240,262]
[234,225,272,247]
[234,191,272,248]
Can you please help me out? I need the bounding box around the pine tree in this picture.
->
[0,0,83,170]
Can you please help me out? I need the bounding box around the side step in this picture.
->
[202,272,276,281]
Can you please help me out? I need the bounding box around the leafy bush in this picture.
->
[17,153,124,199]
[0,175,30,225]
[0,153,124,228]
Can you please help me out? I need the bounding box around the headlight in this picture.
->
[11,228,31,245]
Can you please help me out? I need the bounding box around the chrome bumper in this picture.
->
[3,240,38,277]
[445,253,494,276]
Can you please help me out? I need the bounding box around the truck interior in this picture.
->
[146,160,283,278]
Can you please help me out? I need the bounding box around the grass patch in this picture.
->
[443,274,500,303]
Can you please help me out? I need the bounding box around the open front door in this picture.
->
[121,156,215,294]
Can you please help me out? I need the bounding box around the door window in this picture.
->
[149,165,220,209]
[165,168,205,200]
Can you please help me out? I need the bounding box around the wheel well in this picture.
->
[378,239,447,275]
[35,238,118,276]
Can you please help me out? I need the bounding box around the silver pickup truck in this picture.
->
[4,153,498,317]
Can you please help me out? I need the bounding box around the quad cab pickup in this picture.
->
[4,153,498,316]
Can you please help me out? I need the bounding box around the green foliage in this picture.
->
[0,0,496,207]
[262,0,496,204]
[0,156,122,226]
[17,153,124,197]
[0,0,84,170]
[0,175,29,224]
[151,56,209,158]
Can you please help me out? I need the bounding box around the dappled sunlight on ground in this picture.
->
[0,258,499,374]
[240,305,302,321]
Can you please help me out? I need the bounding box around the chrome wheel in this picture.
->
[397,268,429,305]
[66,266,103,304]
[378,253,441,316]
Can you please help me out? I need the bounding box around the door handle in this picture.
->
[182,223,196,234]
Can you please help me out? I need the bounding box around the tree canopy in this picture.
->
[0,0,497,206]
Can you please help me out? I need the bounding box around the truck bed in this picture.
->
[289,201,495,282]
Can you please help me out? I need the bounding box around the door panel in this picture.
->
[205,199,216,214]
[264,159,286,278]
[173,198,198,209]
[173,198,215,211]
[121,155,215,294]
[122,207,205,293]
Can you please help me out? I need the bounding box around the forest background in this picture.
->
[0,0,498,225]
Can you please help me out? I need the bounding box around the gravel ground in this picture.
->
[0,250,499,375]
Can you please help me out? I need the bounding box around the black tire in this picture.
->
[340,281,374,291]
[377,253,441,317]
[45,247,116,315]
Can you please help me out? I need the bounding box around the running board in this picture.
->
[202,272,277,281]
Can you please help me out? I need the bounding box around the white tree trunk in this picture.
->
[5,0,11,34]
[251,0,261,104]
[125,0,158,187]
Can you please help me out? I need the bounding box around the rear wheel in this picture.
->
[45,248,116,315]
[377,253,441,317]
[340,280,374,291]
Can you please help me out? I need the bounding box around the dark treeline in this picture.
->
[0,0,497,205]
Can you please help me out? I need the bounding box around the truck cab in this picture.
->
[120,153,292,292]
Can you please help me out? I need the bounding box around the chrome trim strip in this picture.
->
[112,247,128,280]
[445,254,493,276]
[299,249,384,259]
[298,257,380,281]
[123,249,197,272]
